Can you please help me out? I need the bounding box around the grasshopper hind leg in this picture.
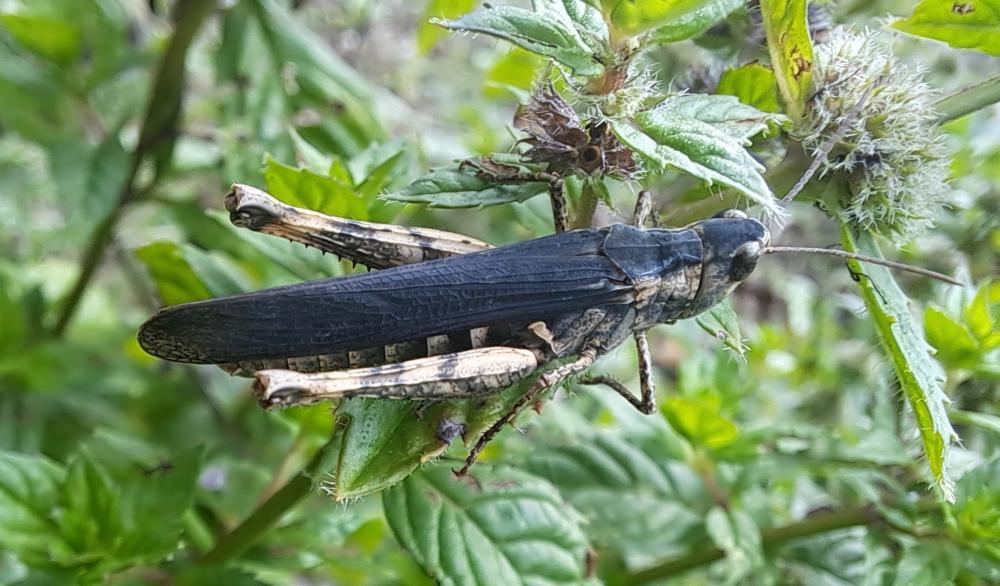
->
[226,183,492,269]
[252,347,540,409]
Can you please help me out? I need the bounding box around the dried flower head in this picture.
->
[514,83,637,178]
[803,28,951,240]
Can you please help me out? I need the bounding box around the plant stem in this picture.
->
[50,0,217,336]
[199,434,340,564]
[628,499,939,583]
[935,74,1000,125]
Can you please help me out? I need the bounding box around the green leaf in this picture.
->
[655,94,787,143]
[333,400,447,499]
[840,227,958,502]
[696,298,747,357]
[716,64,782,114]
[953,456,1000,542]
[0,451,68,567]
[759,0,813,121]
[383,164,550,208]
[434,1,609,77]
[418,0,477,54]
[263,155,369,220]
[648,0,744,44]
[661,395,739,450]
[924,306,980,369]
[0,13,82,64]
[892,543,961,586]
[135,242,213,306]
[892,0,1000,57]
[964,280,999,347]
[611,102,781,218]
[57,451,122,565]
[485,47,545,100]
[705,506,763,582]
[525,433,702,561]
[383,465,592,585]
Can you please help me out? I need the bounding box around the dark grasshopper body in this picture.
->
[138,185,768,468]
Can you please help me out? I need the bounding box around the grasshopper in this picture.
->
[138,184,957,473]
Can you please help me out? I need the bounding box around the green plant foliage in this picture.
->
[434,0,611,77]
[716,64,782,113]
[840,227,958,501]
[893,0,1000,57]
[383,163,551,207]
[383,465,593,585]
[610,95,782,218]
[606,0,743,43]
[1,0,998,583]
[758,0,813,121]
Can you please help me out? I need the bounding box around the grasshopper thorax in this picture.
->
[677,210,770,319]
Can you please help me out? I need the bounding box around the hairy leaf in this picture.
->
[892,0,1000,57]
[383,164,550,208]
[383,465,592,585]
[610,103,781,218]
[759,0,813,121]
[840,227,957,501]
[656,94,787,143]
[434,1,609,77]
[696,299,747,357]
[716,63,782,114]
[418,0,477,54]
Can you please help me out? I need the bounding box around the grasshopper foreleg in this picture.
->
[457,347,598,476]
[252,347,539,409]
[459,158,568,233]
[578,332,657,414]
[226,183,492,269]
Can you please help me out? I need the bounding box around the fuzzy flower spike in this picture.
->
[802,28,951,241]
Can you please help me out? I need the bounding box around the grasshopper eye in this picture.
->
[730,241,761,281]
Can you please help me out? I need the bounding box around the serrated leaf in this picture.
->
[525,433,702,562]
[383,465,592,586]
[696,299,746,356]
[892,0,1000,57]
[0,451,69,567]
[383,164,550,208]
[263,156,368,220]
[716,63,782,114]
[418,0,477,54]
[610,108,781,218]
[759,0,813,121]
[434,1,608,77]
[840,227,958,502]
[657,94,786,145]
[57,451,121,564]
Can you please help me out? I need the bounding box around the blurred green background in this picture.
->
[0,0,997,584]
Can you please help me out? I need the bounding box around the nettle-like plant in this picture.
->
[3,0,998,584]
[325,1,966,499]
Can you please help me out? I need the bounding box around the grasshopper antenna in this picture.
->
[763,246,962,286]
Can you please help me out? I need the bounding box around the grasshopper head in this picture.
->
[679,210,770,318]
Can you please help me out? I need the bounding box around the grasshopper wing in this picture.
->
[138,229,636,364]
